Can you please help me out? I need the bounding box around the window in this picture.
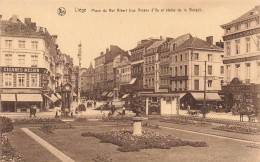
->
[208,65,212,75]
[226,42,231,55]
[31,55,38,67]
[246,63,250,79]
[235,25,240,31]
[149,57,151,63]
[18,55,25,66]
[145,67,148,72]
[257,35,260,51]
[221,55,224,58]
[235,39,240,54]
[18,40,25,48]
[4,73,12,87]
[258,62,260,78]
[152,56,155,63]
[5,40,12,48]
[31,74,38,87]
[221,66,224,75]
[180,66,182,75]
[221,80,224,86]
[152,66,154,72]
[5,54,12,66]
[245,22,250,29]
[185,53,188,61]
[145,58,148,64]
[235,64,241,79]
[17,74,25,87]
[175,67,178,76]
[227,65,231,79]
[185,65,187,76]
[152,97,157,103]
[180,54,183,61]
[208,54,212,61]
[194,53,199,60]
[246,37,250,53]
[194,80,199,90]
[194,65,199,75]
[175,56,177,63]
[31,41,38,49]
[208,80,212,88]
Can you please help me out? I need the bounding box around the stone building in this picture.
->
[221,5,260,110]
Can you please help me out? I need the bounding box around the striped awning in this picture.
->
[129,78,137,84]
[55,93,61,99]
[73,91,77,97]
[107,92,113,97]
[122,94,129,99]
[44,94,59,102]
[101,92,108,96]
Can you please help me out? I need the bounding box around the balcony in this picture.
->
[170,76,188,81]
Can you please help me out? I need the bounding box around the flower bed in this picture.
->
[39,123,73,134]
[1,136,22,161]
[75,117,89,122]
[0,117,14,133]
[102,116,133,122]
[162,116,211,127]
[13,118,63,125]
[81,130,207,152]
[213,124,260,134]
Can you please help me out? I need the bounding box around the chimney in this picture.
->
[160,36,163,40]
[24,18,31,25]
[11,15,18,23]
[52,35,57,44]
[106,48,109,53]
[100,52,104,55]
[206,36,213,45]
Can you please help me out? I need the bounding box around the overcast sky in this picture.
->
[1,0,259,68]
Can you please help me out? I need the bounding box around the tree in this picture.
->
[125,93,145,117]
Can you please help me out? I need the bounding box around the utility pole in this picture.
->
[203,61,207,118]
[78,42,82,106]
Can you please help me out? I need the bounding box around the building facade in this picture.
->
[221,5,260,110]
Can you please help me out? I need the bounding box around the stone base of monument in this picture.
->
[112,99,124,108]
[132,117,143,136]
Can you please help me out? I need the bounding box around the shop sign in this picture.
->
[1,67,47,73]
[3,89,41,93]
[223,55,260,64]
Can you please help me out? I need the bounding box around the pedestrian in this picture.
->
[65,108,69,118]
[122,107,126,115]
[218,104,223,113]
[94,100,96,108]
[187,105,190,114]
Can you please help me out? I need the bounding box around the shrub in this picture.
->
[0,116,14,133]
[1,136,22,161]
[39,123,73,134]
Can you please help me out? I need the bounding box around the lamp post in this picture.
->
[78,42,82,107]
[203,61,207,118]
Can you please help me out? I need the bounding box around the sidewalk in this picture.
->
[179,110,243,122]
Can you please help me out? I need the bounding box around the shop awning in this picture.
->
[44,94,59,102]
[206,93,222,101]
[122,94,130,99]
[101,91,108,96]
[107,92,113,97]
[129,78,137,84]
[1,94,16,101]
[141,93,180,97]
[179,93,186,99]
[55,93,61,99]
[190,93,222,101]
[17,94,43,102]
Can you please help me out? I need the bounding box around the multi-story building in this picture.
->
[221,5,260,110]
[80,63,95,98]
[157,37,174,92]
[115,53,131,96]
[130,39,158,94]
[94,51,105,99]
[143,38,165,92]
[0,15,59,112]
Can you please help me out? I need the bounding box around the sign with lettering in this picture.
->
[222,85,252,91]
[1,67,47,73]
[223,55,260,64]
[223,27,260,41]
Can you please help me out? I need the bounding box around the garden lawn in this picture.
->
[6,126,60,162]
[29,122,260,162]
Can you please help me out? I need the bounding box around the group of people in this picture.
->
[231,104,257,116]
[55,107,74,118]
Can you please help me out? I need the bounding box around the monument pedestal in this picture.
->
[132,117,143,136]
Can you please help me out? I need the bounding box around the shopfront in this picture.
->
[222,78,260,112]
